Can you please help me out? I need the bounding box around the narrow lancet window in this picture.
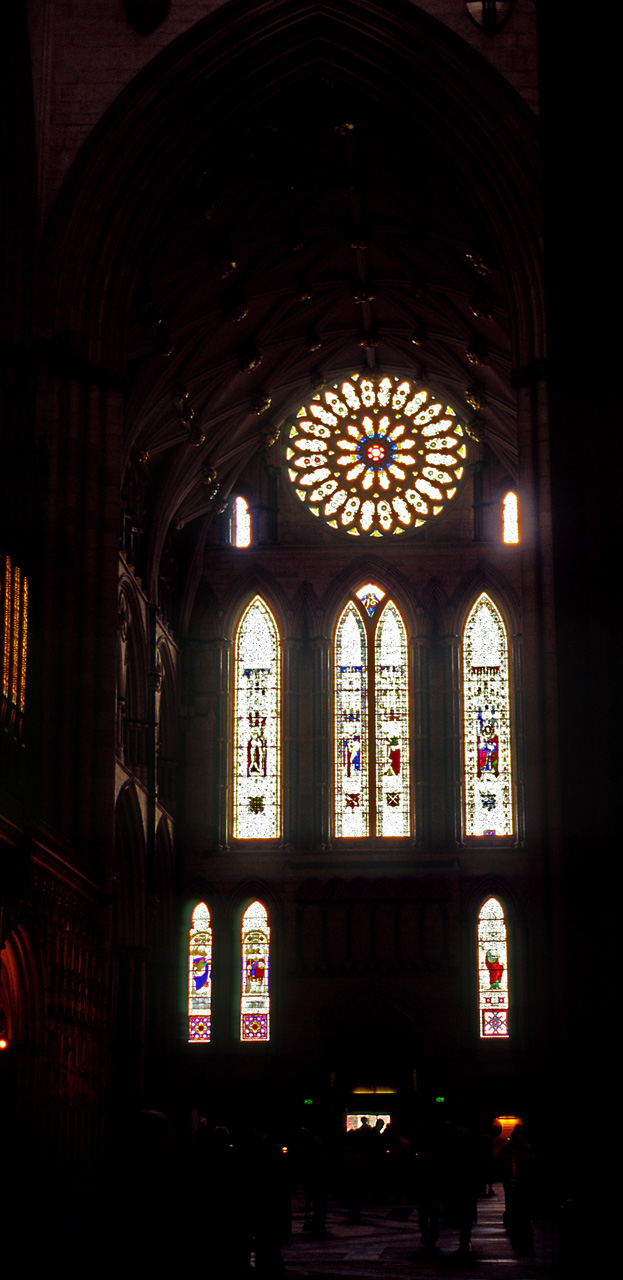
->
[188,902,212,1042]
[463,594,513,837]
[502,491,519,544]
[233,597,281,839]
[335,602,369,837]
[233,496,251,547]
[241,901,270,1041]
[375,601,410,836]
[478,897,509,1038]
[1,554,28,714]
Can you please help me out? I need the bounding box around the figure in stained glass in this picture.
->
[335,592,410,838]
[233,598,280,838]
[188,902,212,1043]
[384,735,401,776]
[241,901,270,1041]
[342,732,361,776]
[478,898,509,1038]
[247,710,267,775]
[477,709,499,777]
[463,596,513,837]
[485,949,504,988]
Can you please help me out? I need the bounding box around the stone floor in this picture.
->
[280,1184,555,1279]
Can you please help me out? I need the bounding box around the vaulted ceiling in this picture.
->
[43,1,542,620]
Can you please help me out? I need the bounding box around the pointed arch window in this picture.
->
[501,491,520,544]
[478,897,509,1038]
[335,586,410,838]
[232,496,252,547]
[233,597,281,839]
[188,902,212,1042]
[463,593,513,837]
[241,901,270,1041]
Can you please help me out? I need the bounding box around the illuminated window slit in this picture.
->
[1,554,28,713]
[502,491,520,544]
[233,496,252,547]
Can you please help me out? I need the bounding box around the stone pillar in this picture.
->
[441,633,462,847]
[412,630,431,847]
[311,634,331,849]
[38,364,123,877]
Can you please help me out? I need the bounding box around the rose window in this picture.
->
[286,374,468,536]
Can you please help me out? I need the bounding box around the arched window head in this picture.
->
[233,597,281,839]
[188,902,212,1042]
[501,491,520,544]
[463,594,513,838]
[241,901,270,1041]
[478,897,509,1038]
[335,588,410,839]
[232,496,251,547]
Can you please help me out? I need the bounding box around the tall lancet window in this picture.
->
[188,902,212,1042]
[233,597,281,839]
[478,897,509,1038]
[233,496,252,547]
[241,901,270,1041]
[463,594,513,837]
[501,491,520,544]
[335,601,369,837]
[335,585,410,838]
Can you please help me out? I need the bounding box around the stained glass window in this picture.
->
[335,603,369,837]
[286,374,468,537]
[335,589,410,838]
[463,594,513,837]
[233,495,251,547]
[478,897,509,1038]
[233,597,281,839]
[502,491,519,544]
[188,902,212,1043]
[1,554,28,713]
[375,602,410,837]
[355,583,386,617]
[241,900,270,1042]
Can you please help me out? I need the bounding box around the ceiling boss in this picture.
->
[286,374,468,536]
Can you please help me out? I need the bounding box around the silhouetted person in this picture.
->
[444,1122,480,1258]
[499,1124,535,1254]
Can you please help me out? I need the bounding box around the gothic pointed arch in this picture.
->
[240,900,271,1042]
[334,585,411,840]
[188,901,213,1043]
[463,594,513,838]
[233,595,281,839]
[477,896,509,1038]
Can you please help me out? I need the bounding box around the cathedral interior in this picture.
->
[0,0,609,1249]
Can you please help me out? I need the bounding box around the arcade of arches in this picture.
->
[0,0,610,1244]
